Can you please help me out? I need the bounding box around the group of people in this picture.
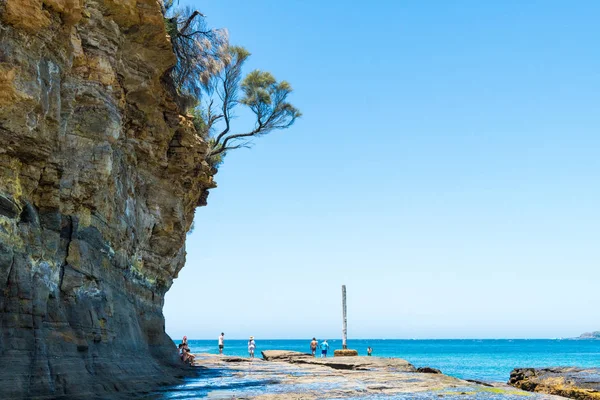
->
[218,332,256,358]
[181,334,373,362]
[178,335,195,364]
[309,338,373,357]
[310,338,330,357]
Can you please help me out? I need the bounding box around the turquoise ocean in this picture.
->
[180,338,600,382]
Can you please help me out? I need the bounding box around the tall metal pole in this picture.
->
[342,285,347,349]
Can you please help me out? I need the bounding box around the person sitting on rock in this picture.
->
[178,342,195,364]
[178,343,187,362]
[183,346,195,364]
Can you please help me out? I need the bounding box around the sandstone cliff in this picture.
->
[0,0,215,398]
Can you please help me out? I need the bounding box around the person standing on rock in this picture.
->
[218,332,225,355]
[320,340,330,358]
[310,338,318,356]
[248,336,256,358]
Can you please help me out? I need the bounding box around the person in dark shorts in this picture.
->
[218,332,224,354]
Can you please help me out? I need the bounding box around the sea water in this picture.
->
[180,338,600,382]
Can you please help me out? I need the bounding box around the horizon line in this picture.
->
[175,337,581,341]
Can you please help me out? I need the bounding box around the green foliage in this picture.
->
[227,46,251,66]
[164,17,178,39]
[163,6,300,170]
[164,7,228,102]
[240,70,302,132]
[205,49,301,159]
[191,108,208,139]
[206,138,225,168]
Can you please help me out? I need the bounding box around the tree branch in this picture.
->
[179,10,204,34]
[209,125,263,157]
[213,77,231,147]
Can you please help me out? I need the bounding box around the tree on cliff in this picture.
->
[163,4,301,166]
[163,2,229,102]
[200,46,302,160]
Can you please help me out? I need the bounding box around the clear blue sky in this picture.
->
[164,0,600,340]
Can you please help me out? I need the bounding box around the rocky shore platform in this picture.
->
[147,351,566,399]
[509,367,600,399]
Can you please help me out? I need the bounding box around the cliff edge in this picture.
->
[0,0,214,398]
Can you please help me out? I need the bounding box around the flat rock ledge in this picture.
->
[261,350,416,371]
[509,367,600,399]
[170,351,566,399]
[261,350,417,372]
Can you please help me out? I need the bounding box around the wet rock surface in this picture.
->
[509,367,600,399]
[147,353,567,399]
[0,0,214,398]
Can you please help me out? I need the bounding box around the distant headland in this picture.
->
[571,331,600,340]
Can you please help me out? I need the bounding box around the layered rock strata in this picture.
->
[509,367,600,399]
[0,0,214,398]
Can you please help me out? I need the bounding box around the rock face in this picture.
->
[0,0,214,398]
[509,367,600,399]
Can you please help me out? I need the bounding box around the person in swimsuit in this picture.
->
[367,346,373,356]
[178,342,195,364]
[310,338,318,356]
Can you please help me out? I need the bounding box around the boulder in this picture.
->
[417,367,442,374]
[334,349,359,356]
[262,350,313,362]
[509,367,600,399]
